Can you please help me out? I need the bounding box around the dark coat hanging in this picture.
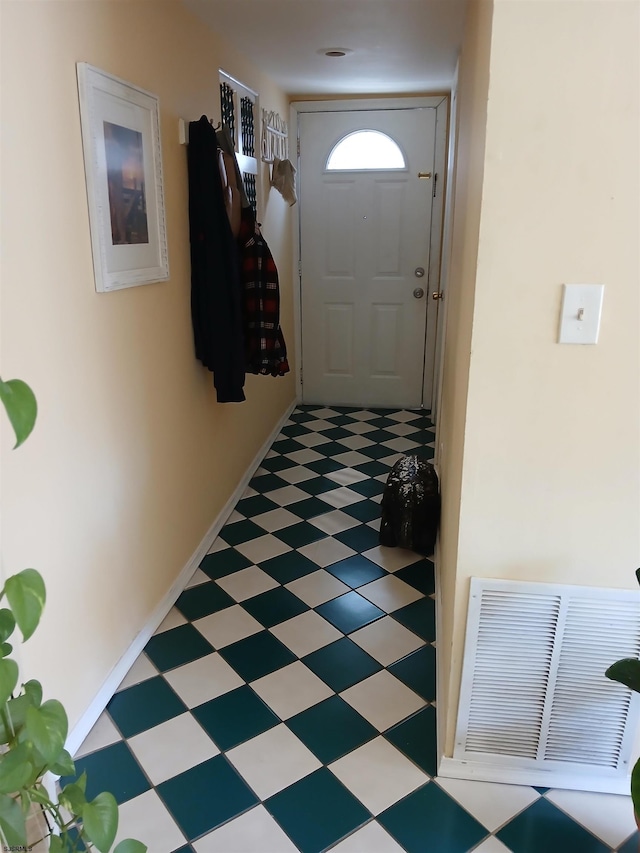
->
[187,116,245,403]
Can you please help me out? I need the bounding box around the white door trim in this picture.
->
[290,96,449,409]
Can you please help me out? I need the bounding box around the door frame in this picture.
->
[290,96,450,409]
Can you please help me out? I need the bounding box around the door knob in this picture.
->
[413,288,425,299]
[432,291,444,301]
[414,267,425,277]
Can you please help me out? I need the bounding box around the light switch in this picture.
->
[558,284,604,344]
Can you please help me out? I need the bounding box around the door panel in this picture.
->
[299,108,437,408]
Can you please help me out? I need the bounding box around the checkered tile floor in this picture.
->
[70,406,637,852]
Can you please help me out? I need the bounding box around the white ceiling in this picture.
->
[183,0,468,95]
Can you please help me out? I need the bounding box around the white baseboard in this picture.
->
[437,756,631,796]
[66,398,298,757]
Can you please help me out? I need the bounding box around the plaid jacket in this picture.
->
[238,208,290,377]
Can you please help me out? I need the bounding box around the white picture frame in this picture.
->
[76,63,169,292]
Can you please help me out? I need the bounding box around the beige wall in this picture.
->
[439,0,640,755]
[0,1,295,729]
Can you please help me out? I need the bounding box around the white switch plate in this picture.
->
[558,284,604,344]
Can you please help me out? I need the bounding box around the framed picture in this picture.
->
[77,63,169,292]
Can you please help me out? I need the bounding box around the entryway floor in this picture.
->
[70,406,636,852]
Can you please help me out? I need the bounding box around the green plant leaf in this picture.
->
[0,642,12,658]
[114,840,147,853]
[605,658,640,693]
[0,609,16,644]
[49,835,65,853]
[4,569,46,641]
[0,791,27,847]
[29,783,53,806]
[632,756,640,820]
[0,742,33,793]
[0,378,37,448]
[83,791,118,852]
[50,747,75,777]
[23,679,43,708]
[25,699,67,764]
[59,780,87,817]
[0,657,18,706]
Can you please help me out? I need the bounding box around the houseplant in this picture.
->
[0,377,146,852]
[605,567,640,825]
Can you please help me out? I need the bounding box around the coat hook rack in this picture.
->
[261,109,288,163]
[178,117,221,145]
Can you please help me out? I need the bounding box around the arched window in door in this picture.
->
[326,130,406,171]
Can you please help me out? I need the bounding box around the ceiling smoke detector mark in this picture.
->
[319,48,353,58]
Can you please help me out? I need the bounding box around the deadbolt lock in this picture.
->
[414,267,425,278]
[413,288,425,299]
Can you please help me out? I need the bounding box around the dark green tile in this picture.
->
[395,559,435,595]
[306,457,344,474]
[171,847,191,853]
[414,444,435,461]
[322,426,352,440]
[220,519,265,545]
[349,478,386,498]
[200,548,252,580]
[108,676,187,737]
[266,768,370,853]
[393,597,436,641]
[315,441,350,458]
[281,423,313,438]
[297,476,339,496]
[354,460,390,478]
[192,685,279,750]
[533,786,550,794]
[342,499,381,523]
[619,831,640,853]
[289,411,317,423]
[358,444,397,460]
[363,428,397,444]
[175,582,234,621]
[144,624,214,672]
[388,646,435,701]
[271,438,305,455]
[287,496,333,519]
[242,586,310,627]
[326,555,386,587]
[219,630,297,681]
[325,414,358,426]
[496,798,609,853]
[367,416,397,428]
[158,755,258,841]
[260,454,298,473]
[385,706,437,775]
[249,472,288,493]
[62,741,150,805]
[235,495,280,518]
[259,550,320,583]
[379,783,486,853]
[335,525,381,553]
[316,591,385,634]
[275,520,329,547]
[288,696,377,763]
[302,637,382,692]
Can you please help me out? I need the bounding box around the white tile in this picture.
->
[309,510,361,535]
[469,837,512,853]
[363,545,422,572]
[207,538,228,554]
[295,431,331,447]
[382,437,420,452]
[185,567,210,588]
[164,652,244,706]
[276,465,318,484]
[242,486,258,498]
[270,610,343,656]
[330,737,428,814]
[251,661,333,719]
[325,467,369,486]
[368,518,382,531]
[305,419,334,432]
[331,821,405,852]
[252,507,301,532]
[350,617,425,666]
[341,670,425,731]
[193,805,299,852]
[321,488,365,509]
[264,484,309,506]
[226,510,245,525]
[436,778,540,833]
[194,604,263,649]
[264,449,280,458]
[116,653,158,691]
[154,607,187,634]
[254,466,269,476]
[545,788,636,848]
[387,411,421,422]
[348,410,377,421]
[309,407,339,418]
[75,712,121,758]
[338,434,375,450]
[297,539,357,568]
[287,448,325,464]
[286,569,351,607]
[333,451,371,467]
[384,422,420,436]
[378,452,403,467]
[226,724,321,799]
[215,566,279,601]
[114,790,185,853]
[358,576,424,612]
[128,713,219,785]
[235,534,291,564]
[343,421,378,435]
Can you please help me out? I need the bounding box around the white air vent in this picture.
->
[448,578,640,793]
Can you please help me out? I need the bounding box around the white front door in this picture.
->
[299,107,438,408]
